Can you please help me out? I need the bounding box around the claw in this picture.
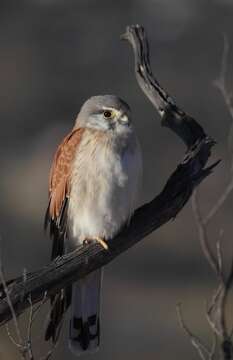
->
[83,237,108,250]
[94,237,108,250]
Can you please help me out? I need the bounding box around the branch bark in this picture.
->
[0,25,219,327]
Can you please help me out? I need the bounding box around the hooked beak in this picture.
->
[119,113,130,126]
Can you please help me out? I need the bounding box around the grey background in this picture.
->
[0,0,233,359]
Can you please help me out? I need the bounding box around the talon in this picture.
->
[82,237,108,250]
[95,237,108,250]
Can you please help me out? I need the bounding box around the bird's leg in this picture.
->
[83,237,108,250]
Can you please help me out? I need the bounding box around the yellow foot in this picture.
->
[83,237,108,250]
[94,237,109,250]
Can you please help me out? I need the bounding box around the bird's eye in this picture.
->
[103,110,113,119]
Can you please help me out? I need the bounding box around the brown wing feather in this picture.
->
[48,127,84,221]
[44,127,84,344]
[44,126,85,258]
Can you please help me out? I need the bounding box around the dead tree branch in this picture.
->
[0,25,219,327]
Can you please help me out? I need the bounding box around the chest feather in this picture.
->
[67,129,141,241]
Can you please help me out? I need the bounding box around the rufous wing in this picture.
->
[44,127,84,344]
[45,127,85,257]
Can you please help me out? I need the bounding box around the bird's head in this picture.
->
[76,95,132,135]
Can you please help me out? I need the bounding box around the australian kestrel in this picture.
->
[44,95,142,355]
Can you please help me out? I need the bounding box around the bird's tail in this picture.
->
[69,269,102,355]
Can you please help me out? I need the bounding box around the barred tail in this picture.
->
[69,269,102,355]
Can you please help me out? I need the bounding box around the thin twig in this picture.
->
[0,260,26,360]
[27,295,35,360]
[5,323,23,349]
[210,332,217,359]
[214,34,233,121]
[32,292,48,324]
[203,35,233,225]
[192,188,232,359]
[204,180,233,225]
[216,237,223,277]
[192,190,219,275]
[176,303,211,360]
[189,35,233,357]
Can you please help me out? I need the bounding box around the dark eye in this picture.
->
[103,110,113,119]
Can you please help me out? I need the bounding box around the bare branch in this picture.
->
[176,303,211,360]
[204,179,233,225]
[192,189,219,275]
[1,264,58,360]
[191,187,233,359]
[203,35,233,224]
[214,34,233,121]
[5,323,23,349]
[0,259,26,359]
[216,235,224,276]
[210,333,217,360]
[180,35,233,360]
[26,296,35,360]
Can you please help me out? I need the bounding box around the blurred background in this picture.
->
[0,0,233,359]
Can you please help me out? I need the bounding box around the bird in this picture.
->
[44,95,142,355]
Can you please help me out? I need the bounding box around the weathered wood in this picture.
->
[0,25,219,326]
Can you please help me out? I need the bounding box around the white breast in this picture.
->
[67,128,142,249]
